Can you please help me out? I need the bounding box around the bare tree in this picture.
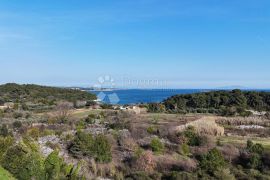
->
[54,101,73,123]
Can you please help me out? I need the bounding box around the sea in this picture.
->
[90,89,209,105]
[90,89,270,105]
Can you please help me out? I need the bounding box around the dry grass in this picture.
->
[216,117,270,127]
[175,116,224,136]
[156,154,197,172]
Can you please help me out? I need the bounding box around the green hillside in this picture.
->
[0,83,96,105]
[0,166,16,180]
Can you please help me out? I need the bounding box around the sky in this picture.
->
[0,0,269,89]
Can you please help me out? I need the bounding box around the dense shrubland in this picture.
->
[1,109,270,179]
[148,89,270,116]
[0,83,96,111]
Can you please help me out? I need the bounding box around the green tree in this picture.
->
[69,131,93,157]
[1,143,45,180]
[91,135,112,163]
[183,126,202,146]
[200,148,226,174]
[45,150,62,180]
[69,131,112,163]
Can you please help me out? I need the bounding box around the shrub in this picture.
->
[45,150,62,180]
[183,126,202,146]
[150,137,165,154]
[134,151,156,172]
[248,153,262,169]
[147,103,165,113]
[127,171,153,180]
[76,120,86,131]
[168,171,197,180]
[12,121,22,129]
[0,136,14,160]
[1,142,45,180]
[213,168,236,180]
[69,131,112,163]
[69,131,94,157]
[27,127,40,140]
[220,144,240,163]
[179,143,190,156]
[12,111,23,119]
[92,135,112,163]
[178,158,198,172]
[147,126,159,135]
[200,148,226,174]
[0,124,11,137]
[100,104,113,109]
[247,140,264,155]
[85,114,96,124]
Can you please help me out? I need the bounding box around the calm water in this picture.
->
[90,89,207,105]
[90,89,270,105]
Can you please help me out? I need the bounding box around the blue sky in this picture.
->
[0,0,269,88]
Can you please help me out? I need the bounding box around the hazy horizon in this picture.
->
[1,0,269,89]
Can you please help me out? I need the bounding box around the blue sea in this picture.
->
[90,89,208,105]
[90,89,270,105]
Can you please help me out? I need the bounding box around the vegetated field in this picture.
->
[1,86,270,179]
[72,109,270,150]
[220,136,270,150]
[41,108,270,152]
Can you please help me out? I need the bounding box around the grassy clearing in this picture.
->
[71,109,103,119]
[220,136,270,150]
[0,166,16,180]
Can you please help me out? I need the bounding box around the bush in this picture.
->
[213,168,236,180]
[13,121,22,129]
[0,136,14,160]
[200,148,226,174]
[69,131,112,163]
[134,151,156,173]
[27,127,40,140]
[220,144,240,163]
[167,171,197,180]
[179,143,190,156]
[0,124,12,137]
[92,135,112,163]
[69,131,94,157]
[183,126,202,146]
[147,103,165,113]
[150,137,165,154]
[45,150,62,180]
[12,111,23,119]
[1,142,45,180]
[248,153,262,169]
[247,140,264,155]
[147,126,159,135]
[127,171,153,180]
[85,114,96,124]
[76,120,86,131]
[100,104,113,109]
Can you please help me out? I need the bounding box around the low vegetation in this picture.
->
[0,85,270,179]
[0,83,96,112]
